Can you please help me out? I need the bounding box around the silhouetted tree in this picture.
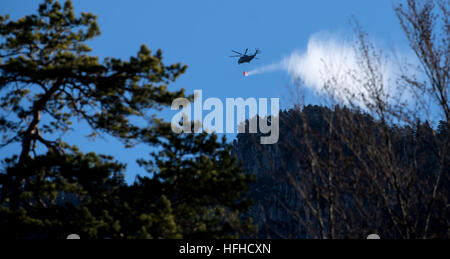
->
[0,0,254,239]
[234,0,448,239]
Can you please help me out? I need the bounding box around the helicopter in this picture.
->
[230,48,261,64]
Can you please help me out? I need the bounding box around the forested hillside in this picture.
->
[234,106,449,238]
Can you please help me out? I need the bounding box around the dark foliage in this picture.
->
[234,106,449,238]
[0,0,254,239]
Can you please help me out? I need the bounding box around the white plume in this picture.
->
[246,32,404,105]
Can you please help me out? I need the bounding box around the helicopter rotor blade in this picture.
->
[230,55,241,58]
[231,50,243,55]
[244,48,248,55]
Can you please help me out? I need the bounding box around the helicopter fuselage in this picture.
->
[238,55,255,64]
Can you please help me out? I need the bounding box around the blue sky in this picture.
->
[1,0,410,183]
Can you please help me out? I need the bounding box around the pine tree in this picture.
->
[0,0,254,239]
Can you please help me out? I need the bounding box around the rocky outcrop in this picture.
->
[232,106,449,238]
